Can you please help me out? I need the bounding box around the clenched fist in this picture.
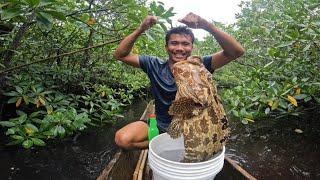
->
[139,15,158,32]
[178,13,209,29]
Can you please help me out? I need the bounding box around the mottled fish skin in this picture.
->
[168,56,230,163]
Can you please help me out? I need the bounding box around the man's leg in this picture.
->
[115,121,149,149]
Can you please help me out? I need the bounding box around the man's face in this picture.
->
[166,34,193,63]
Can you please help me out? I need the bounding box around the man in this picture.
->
[114,13,245,150]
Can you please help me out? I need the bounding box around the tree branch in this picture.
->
[0,39,122,74]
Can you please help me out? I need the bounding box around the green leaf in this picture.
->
[57,125,65,135]
[22,96,30,105]
[277,41,294,48]
[43,10,66,21]
[7,139,24,146]
[25,123,39,133]
[263,61,273,68]
[292,77,297,83]
[12,135,24,140]
[6,128,16,135]
[3,91,19,96]
[31,85,36,93]
[39,0,55,7]
[36,12,53,30]
[1,8,23,20]
[15,86,23,94]
[279,99,287,109]
[25,0,41,7]
[0,121,15,127]
[240,108,247,116]
[267,48,279,57]
[22,139,33,148]
[7,97,18,104]
[303,44,311,51]
[17,113,27,124]
[31,138,46,146]
[30,111,42,118]
[231,110,239,117]
[51,126,58,136]
[42,130,54,136]
[16,110,26,116]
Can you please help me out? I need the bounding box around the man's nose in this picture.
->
[176,44,184,51]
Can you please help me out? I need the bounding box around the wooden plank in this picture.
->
[137,149,148,180]
[97,150,122,180]
[133,150,145,180]
[225,156,256,180]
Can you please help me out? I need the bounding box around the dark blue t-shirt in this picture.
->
[139,55,214,132]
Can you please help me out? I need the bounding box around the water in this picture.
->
[225,106,320,179]
[158,149,185,162]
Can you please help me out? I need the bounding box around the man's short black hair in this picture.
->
[165,26,195,45]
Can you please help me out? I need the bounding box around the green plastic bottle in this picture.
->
[148,113,159,142]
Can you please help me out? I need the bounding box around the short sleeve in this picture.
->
[139,55,152,73]
[203,55,214,73]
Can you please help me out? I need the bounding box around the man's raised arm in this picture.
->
[179,13,245,70]
[113,15,158,68]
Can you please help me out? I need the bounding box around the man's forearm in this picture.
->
[202,22,244,59]
[114,27,144,59]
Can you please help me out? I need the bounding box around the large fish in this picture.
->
[168,56,230,163]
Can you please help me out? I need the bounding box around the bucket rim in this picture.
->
[148,156,224,174]
[149,133,225,165]
[150,161,223,180]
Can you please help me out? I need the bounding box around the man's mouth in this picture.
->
[173,53,187,60]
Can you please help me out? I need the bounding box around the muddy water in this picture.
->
[226,106,320,179]
[1,99,319,179]
[0,99,148,180]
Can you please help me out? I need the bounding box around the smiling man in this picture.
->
[113,13,244,150]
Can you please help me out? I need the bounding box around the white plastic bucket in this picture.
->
[148,133,225,180]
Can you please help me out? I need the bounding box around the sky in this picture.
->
[151,0,246,39]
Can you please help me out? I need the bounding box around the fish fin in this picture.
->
[169,97,195,115]
[167,119,183,139]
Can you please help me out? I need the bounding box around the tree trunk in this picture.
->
[2,11,36,67]
[81,29,94,68]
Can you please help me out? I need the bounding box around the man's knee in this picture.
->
[115,130,131,149]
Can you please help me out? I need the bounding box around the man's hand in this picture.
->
[114,15,158,68]
[178,13,209,29]
[139,15,158,32]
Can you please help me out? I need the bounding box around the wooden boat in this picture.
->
[97,101,256,180]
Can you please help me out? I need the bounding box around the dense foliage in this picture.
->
[197,0,320,123]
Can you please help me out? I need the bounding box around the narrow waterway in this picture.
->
[0,99,319,179]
